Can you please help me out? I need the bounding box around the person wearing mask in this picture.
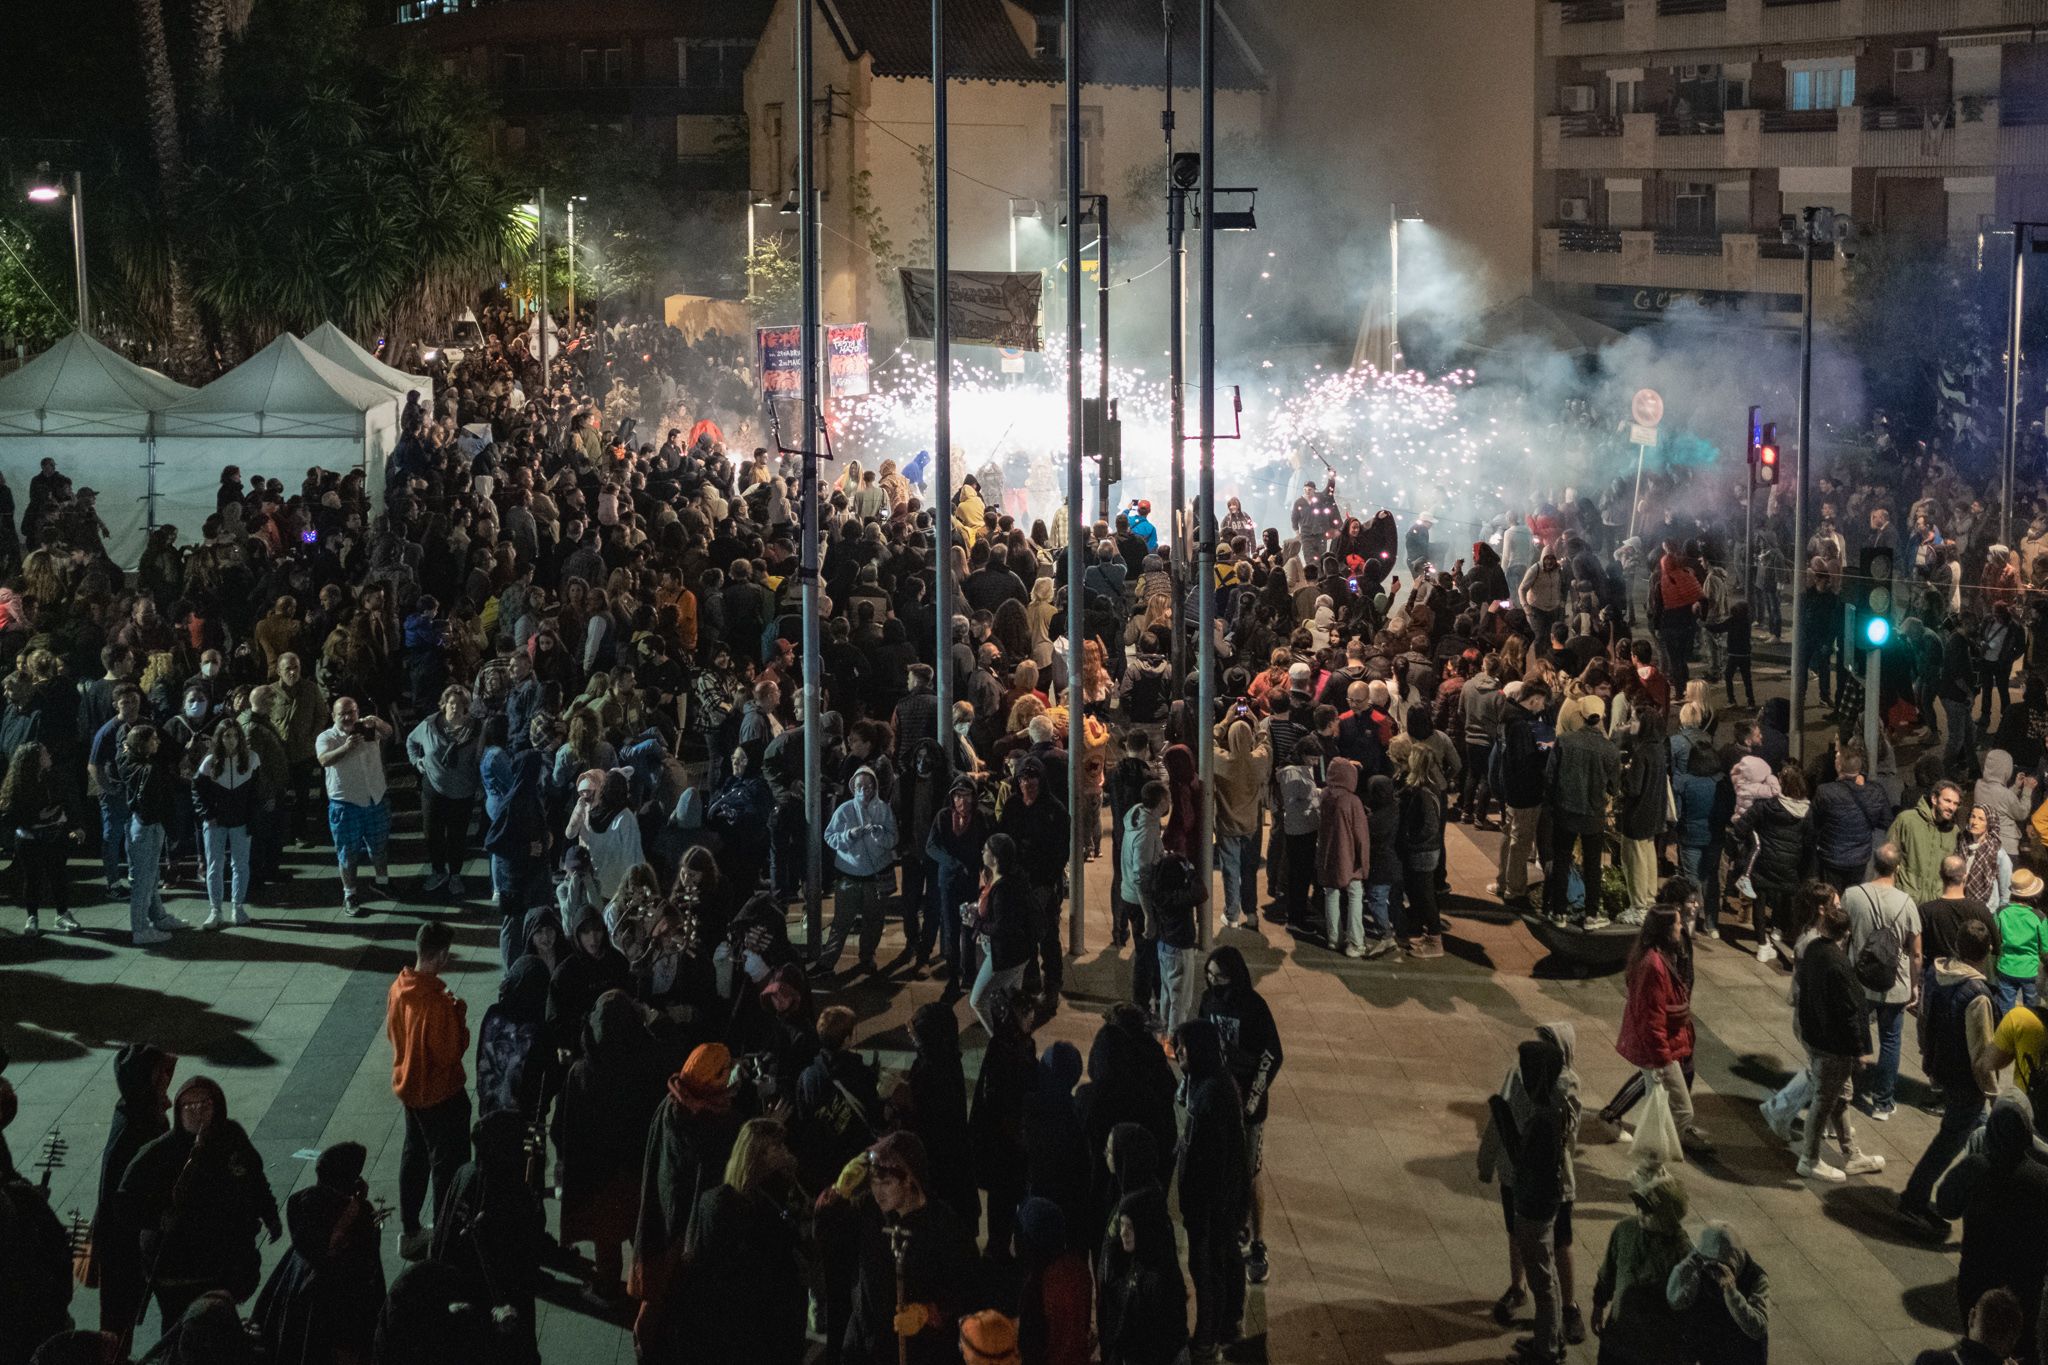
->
[1665,1221,1769,1365]
[316,696,394,917]
[1845,842,1923,1122]
[406,684,483,901]
[118,1076,282,1328]
[1199,947,1284,1288]
[385,920,471,1261]
[1615,907,1715,1156]
[1793,896,1882,1183]
[816,765,898,977]
[192,722,259,931]
[1172,1019,1250,1363]
[842,1131,980,1365]
[1899,919,2000,1239]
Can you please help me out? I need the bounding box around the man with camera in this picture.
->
[317,696,395,917]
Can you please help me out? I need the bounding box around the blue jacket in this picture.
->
[1668,768,1728,850]
[1812,777,1891,872]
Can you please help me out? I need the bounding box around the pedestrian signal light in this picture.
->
[1756,424,1779,485]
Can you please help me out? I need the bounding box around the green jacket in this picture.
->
[1595,1174,1692,1365]
[1886,800,1958,906]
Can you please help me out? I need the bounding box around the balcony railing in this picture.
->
[1863,102,1951,132]
[1558,1,1624,23]
[1557,226,1624,252]
[1657,0,1727,14]
[1655,111,1726,135]
[1761,0,1837,6]
[1758,238,1837,260]
[1654,232,1725,256]
[1759,108,1838,133]
[1559,113,1624,138]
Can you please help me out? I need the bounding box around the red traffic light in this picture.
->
[1757,422,1780,485]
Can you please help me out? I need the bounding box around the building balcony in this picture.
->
[1543,98,2017,171]
[1539,226,1847,314]
[1545,0,2048,58]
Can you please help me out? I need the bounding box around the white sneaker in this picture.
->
[1843,1153,1886,1176]
[132,927,172,947]
[1755,941,1776,963]
[1700,924,1720,940]
[54,911,83,932]
[231,905,251,927]
[1485,881,1500,896]
[1735,875,1757,900]
[201,909,225,931]
[22,915,41,938]
[1342,943,1367,959]
[1798,1157,1846,1183]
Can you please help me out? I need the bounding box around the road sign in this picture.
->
[1629,423,1659,447]
[1631,387,1664,428]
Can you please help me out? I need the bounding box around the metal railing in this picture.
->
[1654,231,1725,255]
[1557,225,1624,252]
[1862,102,1950,131]
[1558,113,1624,137]
[1655,111,1726,135]
[1759,108,1839,133]
[1761,0,1837,7]
[1559,0,1625,23]
[1656,0,1727,14]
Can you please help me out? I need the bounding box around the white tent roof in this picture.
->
[159,333,400,438]
[0,331,193,436]
[301,321,432,399]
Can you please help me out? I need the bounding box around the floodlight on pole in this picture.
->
[23,166,88,333]
[1389,202,1424,370]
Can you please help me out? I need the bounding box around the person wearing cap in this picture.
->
[843,1130,978,1365]
[959,1311,1021,1365]
[1127,500,1159,554]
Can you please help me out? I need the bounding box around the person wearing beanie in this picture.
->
[1010,1197,1091,1365]
[1666,1221,1769,1364]
[845,1130,979,1365]
[959,1311,1022,1365]
[1172,1019,1250,1361]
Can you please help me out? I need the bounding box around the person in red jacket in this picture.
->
[385,919,471,1259]
[1012,1196,1092,1365]
[1615,907,1715,1155]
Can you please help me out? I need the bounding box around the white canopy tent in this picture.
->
[156,333,403,538]
[300,321,433,409]
[0,331,194,567]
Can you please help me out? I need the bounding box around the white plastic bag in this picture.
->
[1632,1070,1685,1170]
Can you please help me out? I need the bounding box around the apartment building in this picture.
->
[384,0,773,180]
[1536,0,2048,327]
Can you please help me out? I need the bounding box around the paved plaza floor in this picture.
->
[3,812,1972,1363]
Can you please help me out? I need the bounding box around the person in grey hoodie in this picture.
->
[1666,1222,1769,1365]
[1458,656,1502,828]
[1478,1023,1585,1346]
[406,685,484,900]
[1974,748,2036,857]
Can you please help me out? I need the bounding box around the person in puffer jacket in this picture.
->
[1731,766,1815,958]
[1810,743,1891,890]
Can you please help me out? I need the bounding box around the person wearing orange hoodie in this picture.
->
[386,919,471,1261]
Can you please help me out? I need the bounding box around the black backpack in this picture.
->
[1849,886,1903,994]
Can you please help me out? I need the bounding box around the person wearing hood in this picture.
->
[926,778,992,1004]
[903,1003,978,1234]
[1200,946,1284,1286]
[1665,1221,1768,1364]
[1211,718,1270,931]
[385,920,471,1261]
[1098,1184,1190,1365]
[816,765,898,977]
[1936,1090,2048,1350]
[1022,1042,1090,1253]
[484,746,548,971]
[549,900,633,1036]
[1591,1173,1691,1365]
[999,756,1071,1009]
[1077,1008,1182,1233]
[118,1075,281,1327]
[842,1130,980,1365]
[427,1110,542,1351]
[555,990,666,1306]
[631,1043,744,1319]
[1173,1019,1250,1361]
[1010,1196,1092,1365]
[1901,919,2001,1238]
[1478,1025,1584,1349]
[88,1043,175,1346]
[1731,764,1815,960]
[1315,758,1375,957]
[138,1291,254,1365]
[251,1141,386,1365]
[1543,696,1620,926]
[475,912,554,1122]
[795,1006,886,1197]
[1480,1036,1573,1363]
[1976,748,2035,856]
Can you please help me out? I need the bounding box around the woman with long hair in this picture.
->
[119,723,187,945]
[655,1118,807,1365]
[194,721,260,929]
[3,740,80,935]
[1613,905,1714,1155]
[968,833,1036,1034]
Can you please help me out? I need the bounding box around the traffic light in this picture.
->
[1755,423,1780,486]
[1857,545,1894,649]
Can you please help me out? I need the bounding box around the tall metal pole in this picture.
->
[1096,195,1111,521]
[1163,1,1187,680]
[2003,223,2027,551]
[566,198,577,322]
[745,197,757,301]
[1742,405,1758,619]
[1790,217,1814,764]
[932,0,955,774]
[1064,0,1087,959]
[536,188,547,346]
[797,0,825,953]
[1195,0,1217,950]
[69,172,87,333]
[1387,203,1400,370]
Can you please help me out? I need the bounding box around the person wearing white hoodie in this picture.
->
[817,765,897,975]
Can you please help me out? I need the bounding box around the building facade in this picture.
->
[384,0,772,179]
[1536,0,2048,327]
[742,0,1267,343]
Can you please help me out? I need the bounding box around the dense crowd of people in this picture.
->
[4,301,2048,1364]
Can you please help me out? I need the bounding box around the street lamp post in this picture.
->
[1162,1,1190,680]
[746,193,775,300]
[1388,204,1422,370]
[27,170,89,333]
[566,196,577,323]
[796,0,825,956]
[1196,0,1217,949]
[2000,222,2048,550]
[933,0,955,786]
[1064,0,1087,958]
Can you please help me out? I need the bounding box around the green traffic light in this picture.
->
[1864,616,1891,648]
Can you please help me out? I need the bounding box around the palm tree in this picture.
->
[133,0,206,375]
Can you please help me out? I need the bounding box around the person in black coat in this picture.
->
[428,1111,542,1361]
[841,1131,981,1365]
[924,780,992,1004]
[251,1142,386,1365]
[546,904,632,1046]
[553,991,667,1305]
[87,1043,175,1346]
[1199,946,1284,1283]
[971,998,1038,1260]
[1098,1187,1190,1365]
[119,1076,281,1329]
[900,1003,977,1238]
[1022,1041,1090,1250]
[1075,1004,1180,1231]
[1936,1092,2048,1354]
[1173,1018,1250,1359]
[997,757,1071,1006]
